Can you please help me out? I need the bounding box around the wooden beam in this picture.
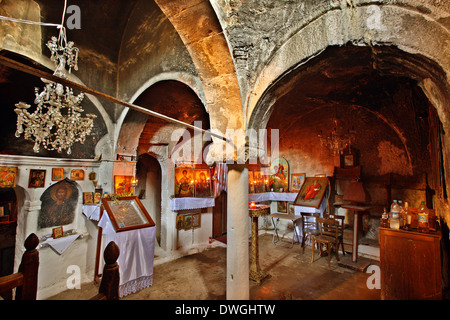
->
[0,55,228,142]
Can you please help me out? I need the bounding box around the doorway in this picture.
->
[212,163,227,241]
[136,154,162,246]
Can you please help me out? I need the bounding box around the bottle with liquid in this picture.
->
[418,201,429,233]
[398,200,405,229]
[390,200,400,230]
[404,201,413,230]
[381,207,389,228]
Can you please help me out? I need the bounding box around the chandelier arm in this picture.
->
[0,55,228,144]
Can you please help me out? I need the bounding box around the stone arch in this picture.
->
[247,3,450,131]
[246,3,450,205]
[154,0,244,151]
[116,78,210,251]
[115,72,207,157]
[116,78,210,158]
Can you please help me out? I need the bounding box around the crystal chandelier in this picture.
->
[14,27,96,155]
[318,119,355,156]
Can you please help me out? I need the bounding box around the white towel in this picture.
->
[43,234,81,255]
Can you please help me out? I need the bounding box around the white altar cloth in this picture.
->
[98,213,156,297]
[170,197,215,211]
[248,192,297,202]
[82,204,101,221]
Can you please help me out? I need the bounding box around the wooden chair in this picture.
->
[326,214,346,256]
[90,241,120,300]
[311,218,340,267]
[301,212,320,253]
[0,233,39,300]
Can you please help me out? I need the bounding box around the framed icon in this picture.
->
[70,169,85,180]
[29,169,46,188]
[174,168,194,197]
[52,168,64,181]
[52,226,63,239]
[0,167,18,188]
[102,196,155,232]
[293,177,329,209]
[83,192,94,204]
[194,169,212,197]
[290,173,306,193]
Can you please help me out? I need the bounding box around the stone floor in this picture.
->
[47,234,381,300]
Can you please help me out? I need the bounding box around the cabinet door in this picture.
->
[380,229,441,300]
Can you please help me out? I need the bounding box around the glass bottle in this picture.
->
[418,201,429,233]
[404,201,413,230]
[398,200,405,229]
[390,200,400,230]
[381,207,389,228]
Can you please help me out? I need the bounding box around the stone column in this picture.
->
[226,163,249,300]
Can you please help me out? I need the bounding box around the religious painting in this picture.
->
[0,167,17,188]
[88,171,97,181]
[52,168,64,181]
[114,175,133,196]
[277,201,287,213]
[29,169,46,188]
[176,215,185,230]
[184,214,193,230]
[102,196,155,232]
[290,173,306,193]
[174,168,194,198]
[288,203,296,215]
[293,177,329,209]
[93,188,103,204]
[340,147,359,168]
[83,192,93,204]
[194,169,212,197]
[270,157,289,192]
[38,179,78,229]
[70,169,84,180]
[253,170,266,194]
[52,226,63,239]
[192,213,201,229]
[248,170,255,194]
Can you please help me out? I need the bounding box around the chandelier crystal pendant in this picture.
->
[14,26,96,155]
[318,119,356,156]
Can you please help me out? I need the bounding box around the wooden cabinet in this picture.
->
[379,227,442,300]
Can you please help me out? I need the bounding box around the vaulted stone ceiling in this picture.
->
[0,0,448,166]
[34,0,138,63]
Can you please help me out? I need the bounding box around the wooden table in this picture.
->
[248,204,270,283]
[339,205,372,271]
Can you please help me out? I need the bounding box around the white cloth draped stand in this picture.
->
[248,192,298,203]
[170,197,215,211]
[98,213,156,298]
